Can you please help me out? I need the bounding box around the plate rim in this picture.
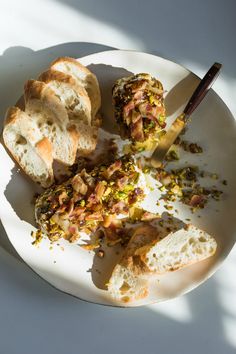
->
[0,48,235,307]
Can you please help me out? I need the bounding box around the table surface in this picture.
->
[0,1,236,353]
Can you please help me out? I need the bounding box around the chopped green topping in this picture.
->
[31,230,43,246]
[115,191,127,200]
[159,185,166,192]
[143,166,151,174]
[166,149,179,161]
[123,184,135,193]
[158,114,166,123]
[80,200,85,207]
[164,205,173,210]
[211,173,219,180]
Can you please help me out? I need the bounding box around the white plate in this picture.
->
[1,50,236,307]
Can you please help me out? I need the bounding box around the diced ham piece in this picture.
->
[131,110,142,124]
[104,160,122,178]
[141,211,159,221]
[87,193,97,205]
[111,201,128,214]
[85,212,104,221]
[117,175,129,189]
[138,102,148,116]
[102,214,114,228]
[131,118,144,141]
[131,79,148,92]
[70,207,86,217]
[146,103,153,112]
[68,225,78,234]
[57,204,67,214]
[133,90,144,102]
[123,100,135,116]
[71,175,88,195]
[94,181,106,201]
[58,190,68,205]
[67,200,74,216]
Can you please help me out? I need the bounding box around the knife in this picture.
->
[151,62,222,168]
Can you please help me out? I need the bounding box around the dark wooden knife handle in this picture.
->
[183,62,222,119]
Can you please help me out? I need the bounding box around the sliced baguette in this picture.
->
[108,223,217,302]
[50,57,101,120]
[68,121,98,156]
[136,224,217,273]
[3,107,54,187]
[24,80,78,165]
[108,224,158,302]
[38,69,91,125]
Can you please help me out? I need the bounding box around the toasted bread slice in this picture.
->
[50,57,101,120]
[68,121,98,156]
[3,107,54,187]
[24,80,78,165]
[108,223,217,302]
[108,224,158,302]
[38,69,91,125]
[136,224,217,273]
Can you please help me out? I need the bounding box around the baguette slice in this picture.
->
[50,57,101,120]
[3,107,54,187]
[68,121,98,156]
[38,69,92,125]
[24,80,78,165]
[108,225,158,302]
[136,224,217,273]
[108,224,217,302]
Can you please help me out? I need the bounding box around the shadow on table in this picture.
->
[88,63,133,134]
[0,244,235,354]
[55,0,236,80]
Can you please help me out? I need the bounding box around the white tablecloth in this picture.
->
[0,1,236,353]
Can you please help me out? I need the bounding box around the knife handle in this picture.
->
[183,62,222,119]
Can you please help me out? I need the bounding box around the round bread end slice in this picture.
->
[3,107,54,188]
[50,57,101,119]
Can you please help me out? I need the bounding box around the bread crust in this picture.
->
[3,107,54,187]
[67,124,79,158]
[24,80,69,123]
[35,137,53,166]
[39,69,76,86]
[38,69,89,101]
[136,224,217,274]
[4,106,21,125]
[38,69,91,124]
[24,80,45,101]
[50,57,101,118]
[51,56,92,77]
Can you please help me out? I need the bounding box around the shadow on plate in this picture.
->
[4,166,41,227]
[164,73,200,117]
[90,213,185,291]
[87,64,133,134]
[0,42,115,259]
